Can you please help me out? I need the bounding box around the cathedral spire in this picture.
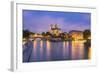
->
[55,24,58,28]
[50,24,53,29]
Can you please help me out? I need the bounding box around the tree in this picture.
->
[83,30,91,40]
[42,32,46,36]
[46,32,51,36]
[23,30,30,38]
[29,32,35,35]
[60,33,66,40]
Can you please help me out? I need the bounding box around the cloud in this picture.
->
[23,10,91,33]
[24,15,67,33]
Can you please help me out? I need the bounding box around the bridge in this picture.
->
[29,34,51,40]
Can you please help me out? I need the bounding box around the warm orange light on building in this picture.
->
[69,30,83,40]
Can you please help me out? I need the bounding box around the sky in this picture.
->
[23,10,91,33]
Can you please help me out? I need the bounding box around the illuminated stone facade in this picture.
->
[49,24,62,37]
[69,30,83,40]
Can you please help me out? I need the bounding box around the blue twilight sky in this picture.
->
[23,10,91,33]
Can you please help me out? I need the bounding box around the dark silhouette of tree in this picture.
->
[23,30,30,38]
[83,30,91,40]
[46,32,51,36]
[42,32,46,36]
[60,33,66,40]
[29,31,35,35]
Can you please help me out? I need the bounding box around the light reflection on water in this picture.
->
[71,41,84,60]
[23,39,91,62]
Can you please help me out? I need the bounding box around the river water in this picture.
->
[23,39,91,62]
